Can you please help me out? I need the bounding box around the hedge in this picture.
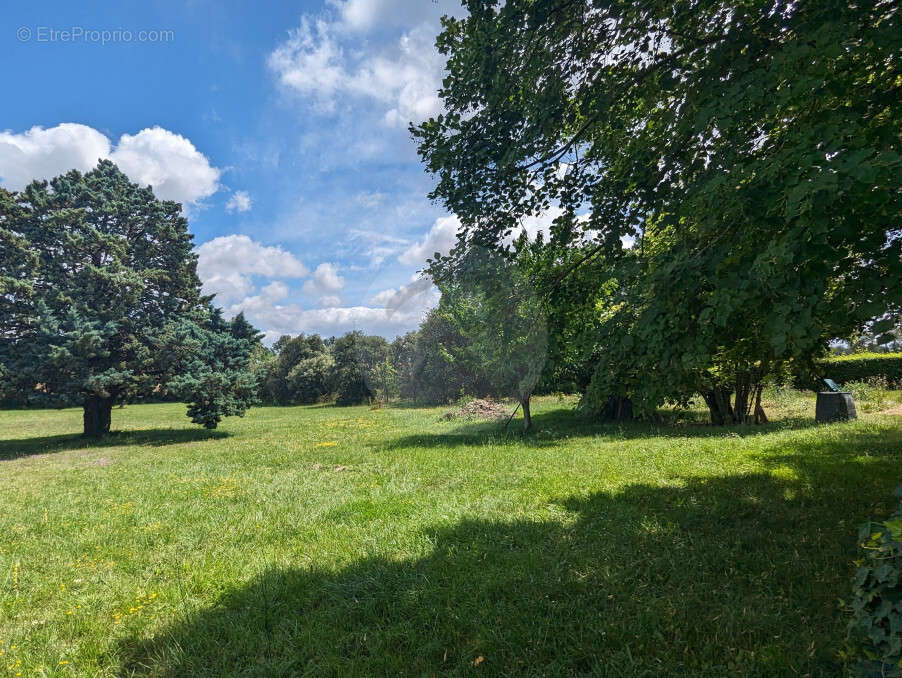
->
[795,352,902,390]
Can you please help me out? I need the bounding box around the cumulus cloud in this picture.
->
[196,234,309,304]
[398,215,461,266]
[368,275,436,312]
[302,262,345,305]
[0,123,110,190]
[224,281,291,317]
[268,15,445,126]
[0,123,221,205]
[318,295,343,308]
[195,235,437,340]
[225,190,253,212]
[109,127,220,205]
[221,269,437,342]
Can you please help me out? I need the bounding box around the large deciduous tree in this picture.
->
[413,0,901,423]
[259,333,332,405]
[332,331,396,406]
[0,161,259,435]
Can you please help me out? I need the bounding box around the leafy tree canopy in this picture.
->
[431,246,549,430]
[332,331,396,406]
[414,0,901,423]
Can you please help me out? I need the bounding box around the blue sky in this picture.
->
[0,0,471,340]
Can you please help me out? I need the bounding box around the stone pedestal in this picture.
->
[815,392,857,423]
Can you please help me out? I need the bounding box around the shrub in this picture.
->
[795,353,902,391]
[844,378,891,413]
[845,486,902,676]
[286,353,334,404]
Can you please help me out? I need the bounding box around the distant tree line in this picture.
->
[253,310,509,407]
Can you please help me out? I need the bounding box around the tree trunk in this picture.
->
[701,386,735,425]
[521,396,532,432]
[753,386,768,424]
[601,396,634,421]
[734,373,751,423]
[702,380,768,426]
[83,395,113,437]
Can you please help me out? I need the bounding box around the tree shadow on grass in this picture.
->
[115,432,900,677]
[0,428,229,461]
[384,406,823,450]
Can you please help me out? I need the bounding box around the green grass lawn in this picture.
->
[1,395,901,677]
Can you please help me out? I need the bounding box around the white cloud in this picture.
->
[225,281,291,316]
[302,262,345,304]
[222,268,437,342]
[196,235,309,304]
[0,123,110,190]
[268,16,445,126]
[368,275,436,312]
[268,19,346,107]
[229,299,434,341]
[318,295,343,307]
[0,123,221,206]
[400,208,592,268]
[519,206,566,243]
[354,190,388,208]
[109,127,220,205]
[348,228,411,267]
[226,190,253,212]
[365,245,398,268]
[399,215,461,265]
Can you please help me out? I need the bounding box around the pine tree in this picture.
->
[0,161,259,435]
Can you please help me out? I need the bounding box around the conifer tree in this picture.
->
[0,161,259,435]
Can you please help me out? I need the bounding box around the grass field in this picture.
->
[1,393,901,676]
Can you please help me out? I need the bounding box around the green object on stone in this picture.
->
[823,378,840,392]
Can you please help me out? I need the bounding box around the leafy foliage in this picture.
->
[397,309,489,405]
[259,334,332,405]
[414,0,902,424]
[846,487,902,676]
[431,247,548,430]
[331,331,395,406]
